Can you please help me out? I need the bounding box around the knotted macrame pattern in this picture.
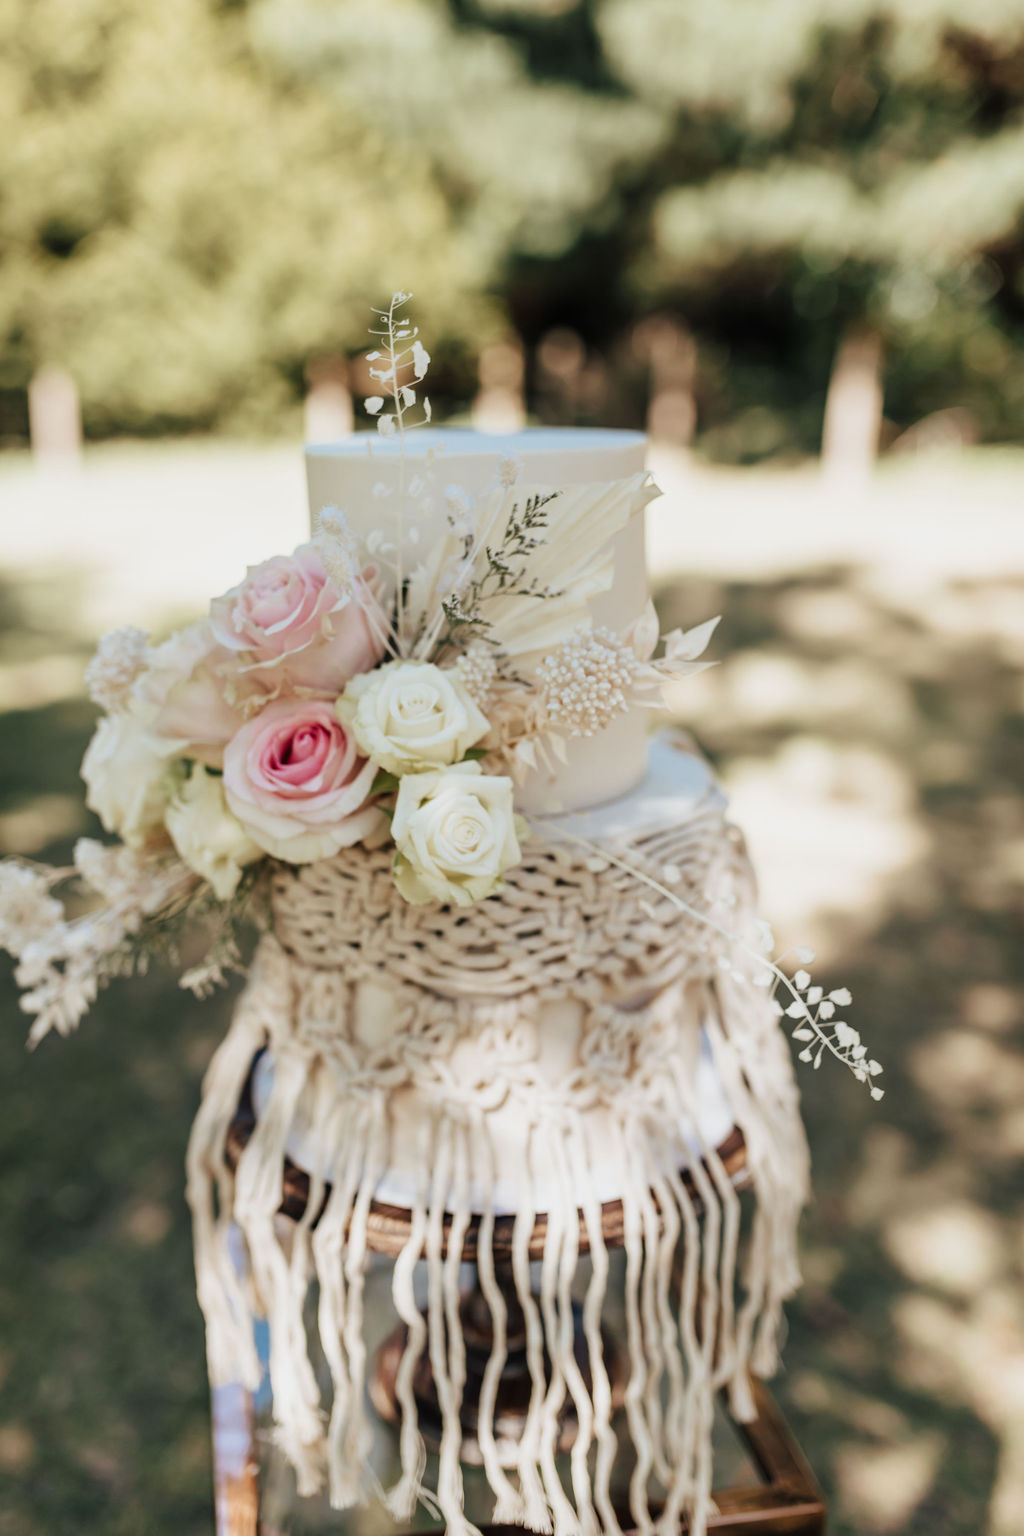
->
[186,786,809,1536]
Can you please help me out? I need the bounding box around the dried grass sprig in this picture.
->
[541,824,882,1097]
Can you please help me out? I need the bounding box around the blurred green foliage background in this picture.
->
[3,5,1024,1536]
[3,0,1024,454]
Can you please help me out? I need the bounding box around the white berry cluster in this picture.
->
[536,625,638,737]
[84,626,150,713]
[453,642,499,711]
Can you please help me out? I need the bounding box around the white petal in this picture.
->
[663,614,721,662]
[412,341,431,380]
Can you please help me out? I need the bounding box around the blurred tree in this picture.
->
[253,0,1024,454]
[602,0,1024,453]
[3,0,1024,452]
[0,0,494,437]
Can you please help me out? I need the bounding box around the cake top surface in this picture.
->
[305,425,647,463]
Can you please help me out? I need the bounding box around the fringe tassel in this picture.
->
[549,1123,597,1536]
[234,1045,324,1494]
[653,1126,707,1536]
[534,1122,579,1536]
[471,1107,527,1529]
[615,1114,656,1536]
[338,1090,386,1493]
[507,1127,553,1536]
[189,953,807,1536]
[425,1118,475,1536]
[385,1113,432,1523]
[704,973,809,1418]
[185,991,266,1394]
[567,1116,621,1536]
[312,1097,367,1507]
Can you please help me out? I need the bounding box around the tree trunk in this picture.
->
[28,365,81,467]
[821,326,883,487]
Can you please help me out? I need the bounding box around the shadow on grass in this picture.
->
[0,574,235,1534]
[656,566,1023,1535]
[0,567,1020,1534]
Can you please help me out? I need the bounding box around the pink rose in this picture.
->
[223,698,381,862]
[138,622,260,766]
[210,544,387,692]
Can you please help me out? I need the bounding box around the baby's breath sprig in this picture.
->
[1,847,265,1047]
[542,826,883,1099]
[768,962,879,1091]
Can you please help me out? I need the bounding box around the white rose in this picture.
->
[81,711,183,847]
[391,761,524,907]
[337,660,489,776]
[165,764,262,900]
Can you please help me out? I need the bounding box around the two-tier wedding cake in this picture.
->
[1,297,877,1536]
[185,418,810,1536]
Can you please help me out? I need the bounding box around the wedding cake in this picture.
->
[198,418,810,1535]
[0,297,877,1536]
[262,425,745,1219]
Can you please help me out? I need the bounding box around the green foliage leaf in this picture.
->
[371,769,400,797]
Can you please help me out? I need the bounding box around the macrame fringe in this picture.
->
[188,997,805,1535]
[186,798,809,1536]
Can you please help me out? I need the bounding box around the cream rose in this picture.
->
[391,761,523,907]
[81,711,183,847]
[222,697,381,863]
[134,622,259,766]
[337,660,489,776]
[165,764,261,900]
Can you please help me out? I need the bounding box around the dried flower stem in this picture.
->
[541,824,881,1096]
[366,292,432,654]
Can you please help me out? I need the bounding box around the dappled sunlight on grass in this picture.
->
[0,449,1020,1532]
[655,547,1023,1535]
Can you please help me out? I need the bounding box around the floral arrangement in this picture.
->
[0,293,881,1096]
[0,296,712,1042]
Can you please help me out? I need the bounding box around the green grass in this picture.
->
[1,549,1021,1533]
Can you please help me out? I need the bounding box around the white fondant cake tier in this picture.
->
[252,1026,734,1216]
[304,427,652,814]
[253,735,738,1214]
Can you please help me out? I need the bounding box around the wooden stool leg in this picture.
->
[713,1376,827,1533]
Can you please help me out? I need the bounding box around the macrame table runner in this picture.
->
[186,765,809,1536]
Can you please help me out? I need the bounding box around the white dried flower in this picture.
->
[74,839,153,909]
[84,626,150,713]
[313,507,361,593]
[453,643,499,710]
[498,455,522,488]
[0,863,63,955]
[444,483,474,536]
[535,624,639,737]
[17,852,192,1046]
